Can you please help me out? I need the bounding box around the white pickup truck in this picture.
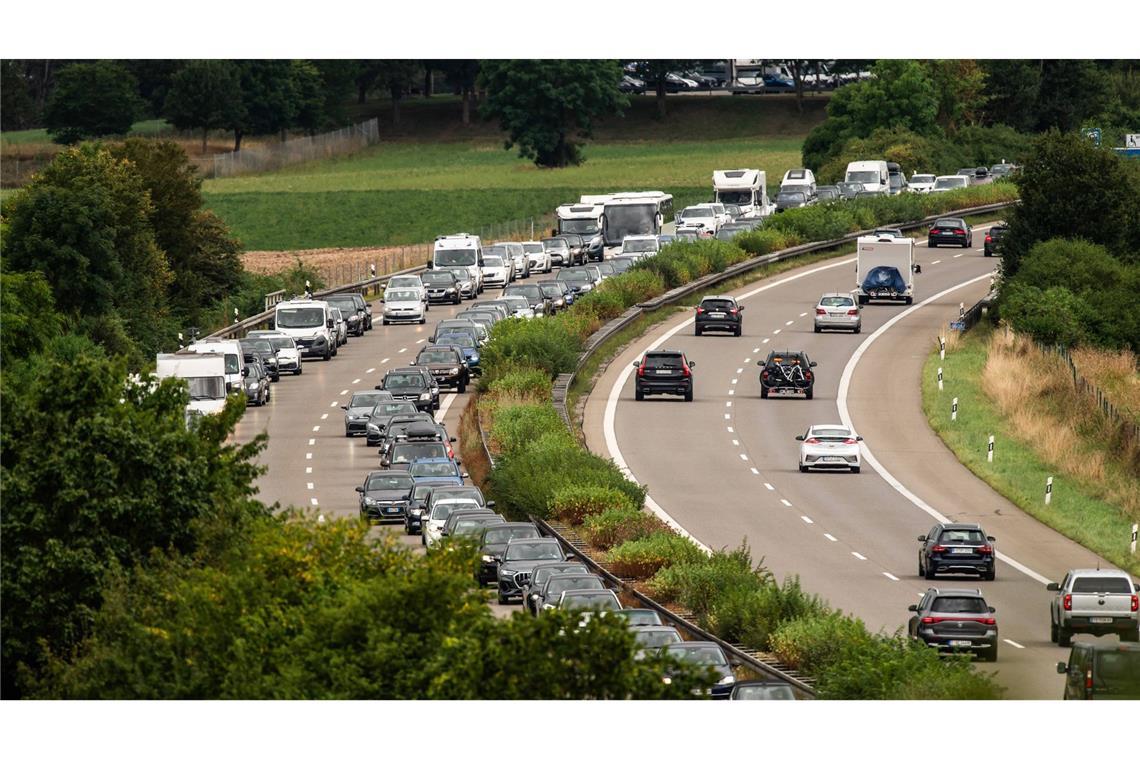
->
[1048,569,1140,647]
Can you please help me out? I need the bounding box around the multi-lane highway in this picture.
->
[582,226,1120,699]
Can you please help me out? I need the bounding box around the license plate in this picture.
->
[948,640,972,647]
[384,507,399,513]
[1090,617,1113,624]
[941,230,954,235]
[709,313,725,318]
[823,456,843,462]
[655,370,672,375]
[951,548,973,554]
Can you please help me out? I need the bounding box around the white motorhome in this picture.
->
[855,235,916,305]
[182,339,246,393]
[844,160,890,194]
[272,298,337,361]
[155,352,229,423]
[602,192,674,246]
[431,233,484,293]
[578,194,614,205]
[713,169,771,217]
[556,202,606,260]
[780,168,817,198]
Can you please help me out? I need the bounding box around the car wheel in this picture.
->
[924,564,937,580]
[850,466,860,474]
[695,326,702,336]
[904,296,913,305]
[453,295,461,305]
[419,316,426,324]
[295,367,302,375]
[635,388,644,401]
[813,325,821,334]
[804,388,814,400]
[497,591,509,605]
[919,559,925,577]
[798,463,807,473]
[982,645,998,663]
[734,327,741,337]
[323,349,331,361]
[760,387,769,399]
[983,568,996,581]
[1121,629,1140,643]
[684,389,693,402]
[1050,620,1059,643]
[984,250,992,257]
[854,325,861,334]
[929,240,937,249]
[458,379,467,393]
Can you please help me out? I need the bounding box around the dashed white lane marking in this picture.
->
[381,358,390,364]
[398,348,407,353]
[753,348,761,353]
[416,339,426,344]
[780,499,792,507]
[953,253,964,258]
[308,438,315,446]
[799,312,809,317]
[1004,639,1025,649]
[725,401,732,407]
[366,367,376,373]
[883,572,900,581]
[852,552,867,561]
[773,329,781,335]
[762,338,770,344]
[763,483,774,490]
[739,454,748,461]
[312,425,320,432]
[307,482,314,490]
[732,439,740,446]
[339,390,348,395]
[735,368,743,374]
[750,468,760,475]
[823,533,837,542]
[305,467,312,474]
[310,498,319,506]
[352,378,361,384]
[306,452,313,460]
[930,259,942,265]
[801,515,814,524]
[727,426,734,433]
[320,413,328,420]
[724,414,730,420]
[785,320,794,326]
[728,389,735,395]
[731,378,738,384]
[330,402,338,407]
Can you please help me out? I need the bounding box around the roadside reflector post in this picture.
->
[937,366,943,392]
[959,302,965,319]
[951,397,958,421]
[233,307,239,325]
[177,331,183,349]
[987,435,994,463]
[939,335,946,361]
[1045,476,1053,505]
[1131,523,1138,555]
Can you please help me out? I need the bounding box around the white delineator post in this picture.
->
[937,366,943,392]
[951,397,958,421]
[1131,523,1138,555]
[940,336,946,361]
[1045,476,1054,505]
[987,435,994,463]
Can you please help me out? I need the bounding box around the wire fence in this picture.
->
[1038,341,1139,446]
[195,118,380,179]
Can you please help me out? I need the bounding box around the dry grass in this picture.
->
[1072,346,1140,425]
[458,400,492,490]
[981,328,1140,518]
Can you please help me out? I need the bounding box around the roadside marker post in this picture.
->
[951,397,958,421]
[937,366,943,391]
[987,435,994,463]
[1131,524,1137,555]
[1045,476,1053,505]
[959,302,965,319]
[939,336,946,361]
[233,307,239,325]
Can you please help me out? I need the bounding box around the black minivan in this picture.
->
[1058,641,1140,699]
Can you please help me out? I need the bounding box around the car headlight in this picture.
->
[445,288,455,293]
[366,423,379,433]
[481,554,496,563]
[418,392,430,401]
[363,496,377,506]
[448,367,459,375]
[718,675,736,686]
[499,568,516,577]
[469,353,479,363]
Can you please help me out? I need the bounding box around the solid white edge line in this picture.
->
[435,391,459,422]
[835,270,1053,587]
[602,255,862,556]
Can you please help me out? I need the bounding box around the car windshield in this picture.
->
[560,219,599,234]
[484,526,538,544]
[276,307,324,328]
[435,249,477,267]
[455,519,500,535]
[483,256,504,267]
[523,243,544,253]
[777,192,806,203]
[443,269,471,283]
[505,285,541,300]
[389,277,421,288]
[716,190,752,205]
[186,376,227,400]
[930,597,989,614]
[505,543,562,561]
[387,290,419,302]
[1072,577,1133,593]
[437,333,475,348]
[811,428,852,440]
[411,462,456,477]
[635,630,682,647]
[1095,650,1140,690]
[939,529,987,543]
[733,684,795,700]
[817,189,838,199]
[669,646,728,666]
[557,271,590,283]
[418,350,458,364]
[384,374,426,389]
[533,566,587,586]
[549,577,604,595]
[561,594,619,610]
[266,337,295,351]
[327,298,356,314]
[373,402,416,417]
[623,239,658,253]
[913,175,935,183]
[681,207,714,219]
[366,473,414,491]
[430,502,475,520]
[392,443,447,463]
[935,178,966,189]
[422,273,455,285]
[619,610,662,625]
[349,392,386,409]
[542,239,568,251]
[539,284,563,297]
[241,340,272,353]
[847,171,880,183]
[643,354,685,370]
[934,219,963,228]
[701,299,735,310]
[820,296,854,307]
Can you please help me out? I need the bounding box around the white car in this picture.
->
[423,498,483,548]
[796,424,862,474]
[480,254,512,289]
[246,330,303,376]
[501,241,531,279]
[381,288,426,324]
[621,235,660,257]
[494,296,535,319]
[328,306,348,346]
[676,205,721,236]
[386,274,427,305]
[930,175,970,193]
[522,241,552,273]
[908,174,937,193]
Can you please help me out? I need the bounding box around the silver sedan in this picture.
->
[796,424,862,473]
[813,293,862,333]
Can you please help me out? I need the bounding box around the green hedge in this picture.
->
[581,507,668,550]
[488,403,564,454]
[485,365,553,401]
[550,485,639,526]
[604,532,707,579]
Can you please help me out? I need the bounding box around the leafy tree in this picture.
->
[437,60,479,125]
[310,59,359,128]
[1034,60,1114,133]
[164,60,245,153]
[924,60,988,133]
[3,144,173,358]
[480,60,628,168]
[1002,130,1140,276]
[1,336,267,696]
[375,60,422,126]
[354,60,385,104]
[289,60,326,134]
[232,60,299,150]
[1,59,36,130]
[0,271,63,363]
[783,60,829,113]
[124,60,184,118]
[43,61,142,144]
[979,59,1041,131]
[630,60,704,118]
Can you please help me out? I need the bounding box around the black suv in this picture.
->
[908,588,999,662]
[476,522,542,585]
[758,351,816,399]
[695,296,744,336]
[356,470,415,522]
[378,367,439,411]
[984,223,1008,257]
[413,346,469,393]
[917,523,997,581]
[928,217,973,249]
[239,338,279,381]
[633,350,695,402]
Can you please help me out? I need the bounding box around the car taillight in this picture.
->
[846,309,859,316]
[977,545,993,554]
[1131,594,1138,612]
[804,437,820,444]
[816,307,827,315]
[1063,594,1072,611]
[730,308,738,315]
[696,307,705,314]
[954,229,965,235]
[761,370,768,380]
[980,617,995,625]
[921,616,935,625]
[1085,670,1094,694]
[843,438,857,445]
[931,545,947,553]
[985,234,992,243]
[804,371,812,381]
[681,363,691,377]
[637,362,645,377]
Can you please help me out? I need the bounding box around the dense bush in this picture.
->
[647,544,769,617]
[631,239,750,289]
[551,485,639,526]
[769,612,874,675]
[488,403,564,454]
[734,228,801,256]
[480,315,584,380]
[597,269,666,307]
[485,365,553,401]
[604,532,706,579]
[572,286,628,321]
[581,507,667,550]
[715,575,829,651]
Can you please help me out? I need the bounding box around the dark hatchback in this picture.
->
[694,296,743,337]
[356,470,415,522]
[661,642,736,699]
[918,523,997,581]
[413,346,470,393]
[908,588,999,662]
[1058,642,1140,700]
[420,270,462,304]
[633,350,695,402]
[984,223,1008,257]
[378,368,437,412]
[928,217,973,248]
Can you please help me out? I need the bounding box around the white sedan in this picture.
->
[522,241,553,273]
[796,424,862,473]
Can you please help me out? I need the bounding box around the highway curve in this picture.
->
[583,226,1120,699]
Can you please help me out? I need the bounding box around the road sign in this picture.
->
[1082,127,1102,146]
[1126,134,1140,149]
[950,320,966,331]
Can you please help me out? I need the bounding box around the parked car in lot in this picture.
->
[917,523,997,580]
[758,350,816,399]
[661,642,736,698]
[928,217,973,248]
[633,349,695,402]
[984,223,1009,256]
[1057,641,1140,699]
[796,424,862,473]
[619,74,647,94]
[342,389,393,436]
[694,295,743,336]
[1047,569,1140,646]
[497,538,567,604]
[356,470,415,522]
[813,292,861,333]
[420,270,462,305]
[908,587,999,661]
[243,360,271,406]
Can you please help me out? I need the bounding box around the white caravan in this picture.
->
[556,202,606,258]
[155,352,229,423]
[713,169,771,217]
[273,298,337,361]
[855,235,916,305]
[844,160,889,194]
[602,192,674,246]
[431,233,485,293]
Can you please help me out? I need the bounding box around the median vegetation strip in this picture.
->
[922,324,1140,575]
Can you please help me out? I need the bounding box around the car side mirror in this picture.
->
[988,606,996,613]
[737,305,744,311]
[242,366,250,377]
[341,405,348,410]
[426,261,433,269]
[455,459,462,466]
[326,319,335,328]
[428,336,435,343]
[267,319,275,329]
[374,384,384,390]
[1046,582,1061,591]
[917,535,926,541]
[355,486,364,493]
[461,472,469,478]
[795,435,805,441]
[907,604,918,612]
[1056,662,1068,674]
[632,360,640,368]
[450,437,457,443]
[688,360,696,368]
[988,536,996,542]
[856,436,863,441]
[809,361,818,367]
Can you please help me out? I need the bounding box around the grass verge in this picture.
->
[922,324,1140,575]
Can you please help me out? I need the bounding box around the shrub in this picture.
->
[581,507,668,550]
[632,239,748,289]
[766,204,857,241]
[489,403,564,455]
[572,287,626,321]
[480,316,583,380]
[485,365,553,402]
[705,585,772,644]
[769,612,873,675]
[550,485,639,526]
[605,532,705,579]
[732,575,829,651]
[647,543,769,615]
[734,228,799,256]
[599,269,666,307]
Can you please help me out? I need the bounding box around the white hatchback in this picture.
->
[908,174,937,193]
[522,241,553,273]
[796,424,862,474]
[423,498,483,547]
[386,275,427,304]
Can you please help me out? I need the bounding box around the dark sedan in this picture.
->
[523,563,589,615]
[503,283,553,317]
[413,346,469,393]
[364,401,420,446]
[342,390,392,437]
[420,270,462,304]
[356,470,415,522]
[928,217,973,248]
[239,338,279,382]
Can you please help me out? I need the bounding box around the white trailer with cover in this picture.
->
[855,235,915,305]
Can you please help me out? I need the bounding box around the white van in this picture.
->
[273,298,337,361]
[155,352,229,422]
[780,168,816,198]
[183,339,246,393]
[844,160,889,194]
[431,234,484,293]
